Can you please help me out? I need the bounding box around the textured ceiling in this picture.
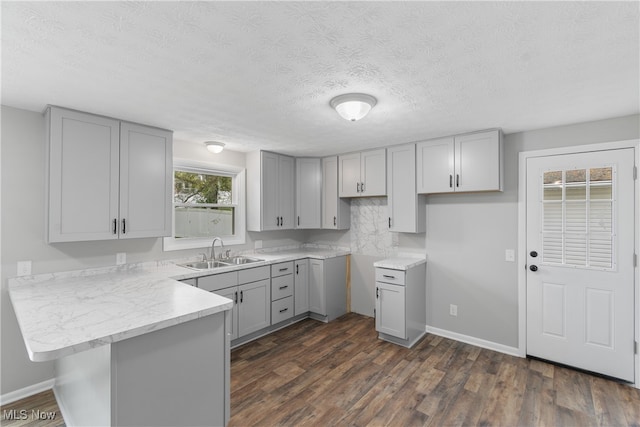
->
[2,1,639,157]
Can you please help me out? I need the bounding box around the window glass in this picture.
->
[174,170,235,239]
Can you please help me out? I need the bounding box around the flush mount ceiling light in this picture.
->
[330,93,377,122]
[205,141,225,154]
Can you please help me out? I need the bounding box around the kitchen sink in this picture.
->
[178,260,231,270]
[178,256,262,270]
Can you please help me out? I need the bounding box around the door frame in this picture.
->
[517,139,640,388]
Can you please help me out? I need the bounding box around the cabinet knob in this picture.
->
[530,251,538,258]
[529,265,538,272]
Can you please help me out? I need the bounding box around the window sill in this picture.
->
[163,235,246,252]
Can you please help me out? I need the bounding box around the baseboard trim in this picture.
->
[425,325,521,358]
[0,378,55,405]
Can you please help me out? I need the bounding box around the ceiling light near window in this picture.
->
[330,93,377,121]
[205,141,225,154]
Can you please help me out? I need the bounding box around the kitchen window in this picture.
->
[163,160,246,251]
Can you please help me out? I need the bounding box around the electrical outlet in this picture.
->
[116,252,126,265]
[449,304,458,316]
[17,261,32,276]
[505,249,515,262]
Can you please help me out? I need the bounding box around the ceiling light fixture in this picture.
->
[205,141,225,154]
[330,93,377,122]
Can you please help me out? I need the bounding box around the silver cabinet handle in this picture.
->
[333,216,337,226]
[356,182,360,192]
[279,285,288,290]
[279,307,288,313]
[113,218,117,234]
[456,174,460,187]
[361,182,365,192]
[449,174,453,188]
[383,274,396,279]
[122,218,126,234]
[279,268,288,272]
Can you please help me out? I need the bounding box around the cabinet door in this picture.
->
[375,282,406,339]
[47,107,120,242]
[294,260,309,315]
[218,287,238,341]
[308,259,325,316]
[278,154,295,229]
[119,122,172,239]
[387,144,425,233]
[322,156,350,229]
[416,137,455,194]
[360,149,386,196]
[238,279,271,337]
[454,130,502,192]
[295,158,321,229]
[261,152,280,230]
[338,153,361,197]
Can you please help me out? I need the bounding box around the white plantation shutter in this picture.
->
[541,167,615,270]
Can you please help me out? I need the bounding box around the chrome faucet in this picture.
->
[210,237,224,260]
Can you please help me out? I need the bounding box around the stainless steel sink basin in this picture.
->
[220,256,262,265]
[178,256,261,270]
[178,260,231,270]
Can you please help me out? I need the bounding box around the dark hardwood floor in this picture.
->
[3,313,639,426]
[229,313,640,427]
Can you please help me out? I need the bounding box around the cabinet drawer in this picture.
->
[271,261,294,277]
[271,274,293,301]
[198,271,238,292]
[375,268,405,285]
[238,265,270,284]
[271,296,294,324]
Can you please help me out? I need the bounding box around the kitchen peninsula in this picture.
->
[8,265,233,427]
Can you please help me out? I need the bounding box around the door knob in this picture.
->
[529,265,538,272]
[530,251,538,258]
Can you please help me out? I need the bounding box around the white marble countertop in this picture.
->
[9,269,233,362]
[373,257,427,271]
[9,246,350,362]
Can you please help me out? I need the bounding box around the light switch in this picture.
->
[505,249,515,262]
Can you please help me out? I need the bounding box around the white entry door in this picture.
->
[526,148,635,382]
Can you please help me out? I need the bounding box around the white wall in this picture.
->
[0,105,309,395]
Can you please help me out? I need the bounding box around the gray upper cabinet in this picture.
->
[321,156,350,229]
[417,129,503,194]
[387,144,426,233]
[46,106,172,243]
[295,158,321,229]
[338,148,386,197]
[247,151,295,231]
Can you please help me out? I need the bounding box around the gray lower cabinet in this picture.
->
[271,262,294,323]
[309,256,347,322]
[374,264,426,348]
[197,266,271,340]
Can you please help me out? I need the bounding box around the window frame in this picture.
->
[163,158,246,251]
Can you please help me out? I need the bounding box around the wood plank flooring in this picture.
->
[2,313,639,426]
[230,313,640,427]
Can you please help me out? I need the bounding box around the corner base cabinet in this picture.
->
[309,256,347,322]
[374,261,427,348]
